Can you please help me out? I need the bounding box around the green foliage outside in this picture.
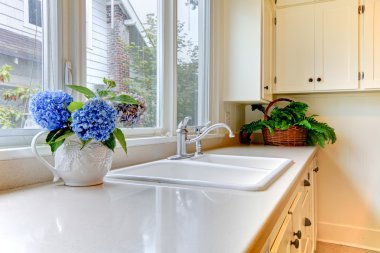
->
[0,65,40,128]
[240,102,337,147]
[123,13,199,127]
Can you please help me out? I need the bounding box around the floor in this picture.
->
[317,242,380,253]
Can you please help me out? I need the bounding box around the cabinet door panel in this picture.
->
[314,0,359,90]
[362,0,380,89]
[270,214,293,253]
[275,4,315,92]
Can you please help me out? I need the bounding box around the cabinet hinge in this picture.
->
[358,5,365,14]
[274,17,277,25]
[275,0,277,5]
[274,76,277,84]
[362,72,365,80]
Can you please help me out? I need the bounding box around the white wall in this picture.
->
[254,93,380,251]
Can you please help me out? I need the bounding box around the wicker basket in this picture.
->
[262,98,308,146]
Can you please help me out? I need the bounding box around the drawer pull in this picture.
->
[290,239,300,249]
[313,167,319,173]
[305,217,312,227]
[304,179,311,187]
[293,230,302,239]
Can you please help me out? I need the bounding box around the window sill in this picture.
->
[0,134,225,161]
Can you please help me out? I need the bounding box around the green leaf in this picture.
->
[48,139,64,153]
[109,94,139,104]
[46,128,63,143]
[113,128,127,154]
[97,90,109,98]
[67,101,84,113]
[102,134,116,151]
[103,77,116,89]
[54,131,75,142]
[67,85,96,99]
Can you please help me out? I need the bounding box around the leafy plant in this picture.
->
[0,64,12,82]
[240,101,336,147]
[30,78,139,154]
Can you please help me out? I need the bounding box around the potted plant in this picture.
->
[30,78,140,186]
[240,98,336,147]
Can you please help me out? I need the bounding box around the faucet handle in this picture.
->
[178,116,191,130]
[196,121,212,134]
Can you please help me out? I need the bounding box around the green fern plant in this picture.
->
[240,101,336,148]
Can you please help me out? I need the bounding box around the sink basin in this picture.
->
[107,155,293,191]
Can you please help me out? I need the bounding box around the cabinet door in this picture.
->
[270,214,293,253]
[262,0,275,101]
[362,0,380,89]
[275,4,315,92]
[314,0,359,91]
[223,0,262,102]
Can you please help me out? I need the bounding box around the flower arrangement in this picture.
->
[114,92,147,127]
[29,78,139,154]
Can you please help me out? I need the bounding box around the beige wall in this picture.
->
[245,93,380,251]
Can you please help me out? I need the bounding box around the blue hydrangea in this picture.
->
[71,98,117,142]
[29,91,73,130]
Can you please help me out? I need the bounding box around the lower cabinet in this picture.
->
[264,157,317,253]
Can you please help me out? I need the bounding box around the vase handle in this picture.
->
[31,131,60,182]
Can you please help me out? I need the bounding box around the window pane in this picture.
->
[177,0,200,125]
[0,0,43,129]
[86,0,158,128]
[28,0,42,27]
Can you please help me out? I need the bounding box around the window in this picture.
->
[0,0,44,130]
[86,0,210,133]
[86,0,159,129]
[26,0,42,27]
[176,0,210,126]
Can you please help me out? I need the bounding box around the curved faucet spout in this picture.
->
[187,123,235,144]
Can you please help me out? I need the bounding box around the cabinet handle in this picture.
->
[317,77,322,82]
[304,179,311,187]
[293,230,302,239]
[308,78,313,83]
[290,239,300,249]
[305,217,312,227]
[264,85,269,90]
[313,167,319,173]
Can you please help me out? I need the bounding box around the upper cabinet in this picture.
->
[274,0,359,93]
[223,0,274,103]
[361,0,380,89]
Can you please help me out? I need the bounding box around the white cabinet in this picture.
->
[275,0,359,93]
[223,0,274,103]
[268,158,317,253]
[361,0,380,89]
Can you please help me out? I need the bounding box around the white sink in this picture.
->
[107,155,293,191]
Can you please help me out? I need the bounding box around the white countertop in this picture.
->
[0,145,317,253]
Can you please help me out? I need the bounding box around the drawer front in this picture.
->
[270,214,293,253]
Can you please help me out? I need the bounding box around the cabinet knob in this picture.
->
[304,179,311,187]
[317,77,322,82]
[293,230,302,239]
[308,78,313,83]
[264,85,269,90]
[305,217,312,227]
[290,239,300,249]
[313,167,319,173]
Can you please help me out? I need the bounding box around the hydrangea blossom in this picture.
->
[71,98,117,142]
[29,91,73,130]
[114,93,147,127]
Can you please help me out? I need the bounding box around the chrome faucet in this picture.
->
[188,123,235,156]
[168,117,235,160]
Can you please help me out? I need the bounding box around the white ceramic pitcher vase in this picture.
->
[31,131,113,186]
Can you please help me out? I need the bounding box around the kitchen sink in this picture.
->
[107,155,293,191]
